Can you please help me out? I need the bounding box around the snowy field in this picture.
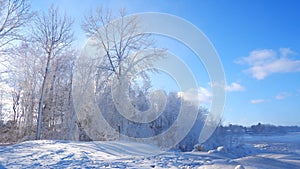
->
[0,133,300,169]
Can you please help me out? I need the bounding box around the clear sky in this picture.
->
[31,0,300,126]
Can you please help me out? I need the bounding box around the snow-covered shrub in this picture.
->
[217,146,227,153]
[235,165,245,169]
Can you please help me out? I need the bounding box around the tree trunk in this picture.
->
[36,53,51,140]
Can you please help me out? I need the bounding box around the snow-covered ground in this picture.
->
[0,133,300,169]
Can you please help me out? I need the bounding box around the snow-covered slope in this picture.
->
[0,138,299,169]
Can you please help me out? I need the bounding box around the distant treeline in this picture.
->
[221,123,300,135]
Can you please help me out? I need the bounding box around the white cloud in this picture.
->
[236,49,276,65]
[250,99,267,104]
[237,48,300,80]
[209,82,245,92]
[197,87,212,103]
[225,82,245,92]
[280,48,295,58]
[178,87,212,105]
[275,92,290,100]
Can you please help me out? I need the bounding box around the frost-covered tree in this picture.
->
[1,39,77,141]
[79,7,165,140]
[0,0,32,142]
[5,43,41,140]
[31,5,74,140]
[82,8,165,95]
[0,0,32,48]
[43,50,77,140]
[0,0,32,89]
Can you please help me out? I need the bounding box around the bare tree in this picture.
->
[0,0,32,82]
[0,0,32,48]
[82,8,164,91]
[32,5,74,140]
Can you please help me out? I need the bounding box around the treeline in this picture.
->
[0,0,207,151]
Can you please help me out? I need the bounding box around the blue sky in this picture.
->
[31,0,300,126]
